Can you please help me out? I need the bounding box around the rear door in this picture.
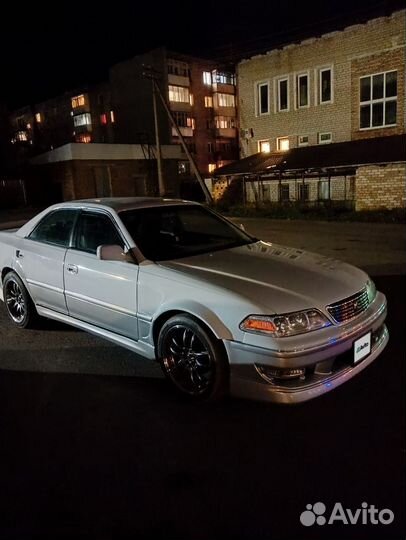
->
[63,210,139,339]
[17,208,78,314]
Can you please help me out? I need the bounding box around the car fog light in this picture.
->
[255,364,306,383]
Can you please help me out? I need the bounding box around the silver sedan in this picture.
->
[0,197,388,403]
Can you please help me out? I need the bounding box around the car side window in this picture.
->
[74,212,125,254]
[28,209,77,247]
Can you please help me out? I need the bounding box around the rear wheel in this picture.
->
[157,314,229,401]
[3,271,37,329]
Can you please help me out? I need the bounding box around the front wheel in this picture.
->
[3,271,37,328]
[157,314,229,401]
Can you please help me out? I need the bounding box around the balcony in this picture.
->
[215,127,237,138]
[168,74,190,87]
[172,126,194,137]
[212,82,235,94]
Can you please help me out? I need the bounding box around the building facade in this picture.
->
[110,47,239,176]
[211,9,406,211]
[9,82,114,154]
[237,9,405,156]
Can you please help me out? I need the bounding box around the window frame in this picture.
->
[258,139,271,153]
[276,136,290,151]
[71,210,127,255]
[359,70,397,130]
[256,81,270,116]
[317,66,333,105]
[298,135,309,147]
[318,132,332,144]
[295,71,310,109]
[27,209,79,248]
[275,76,290,112]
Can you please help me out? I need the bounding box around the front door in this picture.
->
[63,210,139,340]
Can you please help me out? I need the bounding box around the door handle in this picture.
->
[67,264,78,274]
[16,249,24,259]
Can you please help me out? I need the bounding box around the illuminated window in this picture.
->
[319,67,333,104]
[26,123,31,129]
[208,163,216,173]
[71,94,85,108]
[212,71,235,85]
[215,116,236,129]
[257,82,269,115]
[296,73,309,108]
[76,133,92,143]
[35,112,42,123]
[110,110,115,123]
[216,93,235,107]
[100,113,107,125]
[277,137,289,151]
[189,94,194,106]
[318,132,332,144]
[16,131,28,141]
[204,96,213,108]
[173,112,195,128]
[203,71,212,85]
[276,77,289,112]
[178,161,191,175]
[73,113,92,127]
[258,140,270,153]
[360,71,397,129]
[298,135,309,147]
[168,85,190,103]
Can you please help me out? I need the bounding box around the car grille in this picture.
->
[327,287,370,323]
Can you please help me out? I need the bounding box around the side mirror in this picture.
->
[97,244,136,263]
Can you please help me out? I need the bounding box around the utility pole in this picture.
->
[143,65,212,204]
[152,80,165,196]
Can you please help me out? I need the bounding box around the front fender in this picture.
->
[152,299,234,341]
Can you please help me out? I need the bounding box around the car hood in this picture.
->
[158,241,369,314]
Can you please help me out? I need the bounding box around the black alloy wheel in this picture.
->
[157,314,229,400]
[3,271,37,328]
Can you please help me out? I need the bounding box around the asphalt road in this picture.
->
[0,274,404,540]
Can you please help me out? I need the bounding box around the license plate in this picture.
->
[354,332,371,364]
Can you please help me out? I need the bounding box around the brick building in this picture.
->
[213,8,406,210]
[237,9,405,155]
[28,143,185,205]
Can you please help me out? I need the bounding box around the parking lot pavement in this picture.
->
[232,218,406,276]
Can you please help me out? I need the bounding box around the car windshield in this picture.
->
[119,204,256,261]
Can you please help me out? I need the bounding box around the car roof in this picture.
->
[62,197,200,212]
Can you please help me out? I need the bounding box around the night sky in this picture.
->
[1,0,403,110]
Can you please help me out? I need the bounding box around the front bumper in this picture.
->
[224,293,388,404]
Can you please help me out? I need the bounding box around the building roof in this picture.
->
[30,143,185,164]
[212,135,406,177]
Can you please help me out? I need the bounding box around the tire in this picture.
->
[157,314,229,401]
[3,271,37,329]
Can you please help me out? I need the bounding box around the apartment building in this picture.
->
[9,82,114,153]
[213,9,406,210]
[110,47,238,176]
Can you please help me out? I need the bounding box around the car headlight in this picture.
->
[366,279,377,304]
[240,309,331,338]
